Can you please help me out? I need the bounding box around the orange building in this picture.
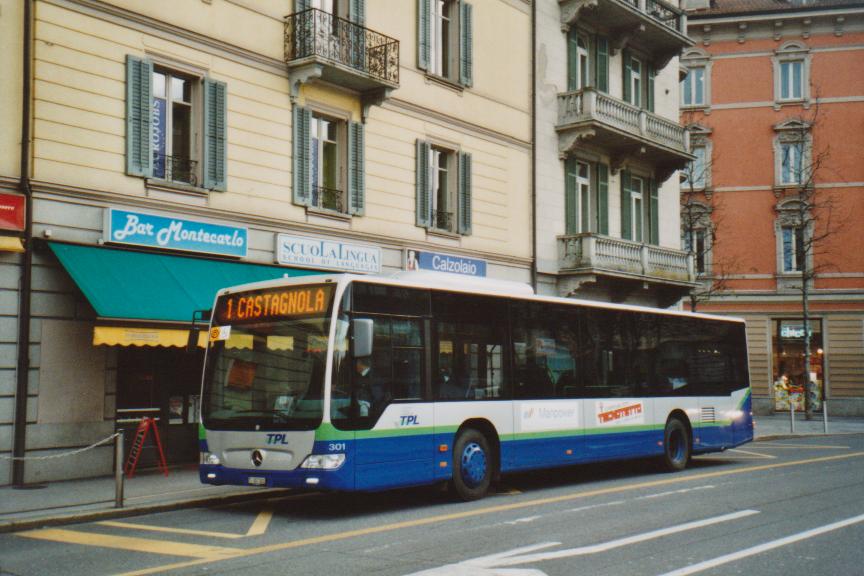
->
[682,0,864,416]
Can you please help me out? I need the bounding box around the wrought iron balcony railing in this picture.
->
[152,153,198,187]
[558,233,695,284]
[284,8,399,86]
[432,210,454,232]
[311,185,345,213]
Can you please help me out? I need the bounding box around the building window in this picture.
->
[773,41,810,105]
[681,200,713,277]
[630,57,642,109]
[681,66,705,107]
[781,225,805,273]
[621,171,658,244]
[125,56,227,191]
[419,0,473,87]
[293,105,365,215]
[772,319,824,412]
[774,119,811,189]
[568,31,589,90]
[780,142,803,186]
[774,197,811,281]
[565,158,609,235]
[687,229,707,275]
[416,139,472,235]
[624,51,655,111]
[630,175,644,242]
[683,145,707,189]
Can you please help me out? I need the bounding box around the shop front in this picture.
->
[772,318,824,412]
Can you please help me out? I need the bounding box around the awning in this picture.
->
[48,242,322,323]
[93,326,209,348]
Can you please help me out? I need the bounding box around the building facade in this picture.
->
[535,0,696,306]
[0,0,532,484]
[682,0,864,415]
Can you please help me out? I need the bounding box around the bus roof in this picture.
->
[214,272,745,325]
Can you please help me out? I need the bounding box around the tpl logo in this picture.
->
[266,433,289,445]
[399,415,420,426]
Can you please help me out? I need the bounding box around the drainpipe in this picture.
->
[530,0,537,293]
[13,0,34,487]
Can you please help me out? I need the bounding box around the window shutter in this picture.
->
[459,2,474,87]
[125,55,153,177]
[349,0,365,24]
[647,64,655,113]
[418,0,430,70]
[347,120,365,215]
[292,105,311,206]
[597,163,609,235]
[567,29,578,92]
[202,78,228,191]
[458,151,473,235]
[415,140,431,227]
[622,51,632,105]
[621,170,632,240]
[296,0,310,11]
[564,158,577,235]
[649,178,659,245]
[595,36,609,93]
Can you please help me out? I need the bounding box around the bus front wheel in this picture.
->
[661,418,691,472]
[452,428,492,501]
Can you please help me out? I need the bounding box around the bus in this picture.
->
[198,272,753,500]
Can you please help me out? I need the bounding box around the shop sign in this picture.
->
[405,249,487,277]
[0,193,25,232]
[780,323,812,339]
[276,234,381,273]
[105,208,247,258]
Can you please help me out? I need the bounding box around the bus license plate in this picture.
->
[248,476,266,486]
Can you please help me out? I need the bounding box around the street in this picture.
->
[2,435,863,576]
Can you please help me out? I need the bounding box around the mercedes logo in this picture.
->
[251,449,264,467]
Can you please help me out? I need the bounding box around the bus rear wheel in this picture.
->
[661,418,691,472]
[452,428,492,501]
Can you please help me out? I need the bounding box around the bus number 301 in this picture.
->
[328,443,346,452]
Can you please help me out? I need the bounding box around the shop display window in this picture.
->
[772,319,824,411]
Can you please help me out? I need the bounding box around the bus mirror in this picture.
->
[352,319,374,358]
[186,327,201,353]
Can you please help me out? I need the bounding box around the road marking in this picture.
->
[757,443,849,450]
[96,451,864,575]
[98,507,274,539]
[408,510,760,575]
[726,449,777,460]
[503,516,542,525]
[17,528,241,559]
[657,512,864,576]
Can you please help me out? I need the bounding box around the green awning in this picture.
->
[48,242,322,323]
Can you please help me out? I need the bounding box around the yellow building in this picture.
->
[0,0,531,484]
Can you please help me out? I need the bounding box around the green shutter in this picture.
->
[125,55,153,177]
[202,78,227,191]
[347,121,365,216]
[595,36,609,93]
[418,0,430,70]
[649,178,659,245]
[416,140,431,227]
[458,151,472,235]
[621,170,632,240]
[296,0,310,11]
[349,0,365,24]
[623,51,632,104]
[647,64,655,112]
[292,105,311,206]
[567,29,579,92]
[598,163,609,235]
[459,2,473,87]
[564,157,577,235]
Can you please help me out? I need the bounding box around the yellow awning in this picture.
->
[0,236,25,253]
[94,326,209,348]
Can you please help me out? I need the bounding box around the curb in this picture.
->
[0,487,292,535]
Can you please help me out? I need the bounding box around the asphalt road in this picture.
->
[2,435,863,576]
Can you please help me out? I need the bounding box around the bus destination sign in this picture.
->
[216,285,333,324]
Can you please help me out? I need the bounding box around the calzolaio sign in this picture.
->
[276,234,381,273]
[105,208,248,258]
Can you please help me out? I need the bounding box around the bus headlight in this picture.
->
[201,452,221,466]
[300,454,345,470]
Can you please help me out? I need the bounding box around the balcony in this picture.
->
[557,88,692,178]
[284,9,399,105]
[558,233,696,306]
[559,0,692,69]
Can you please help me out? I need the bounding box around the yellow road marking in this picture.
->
[97,521,244,540]
[97,508,274,540]
[112,451,864,576]
[246,508,273,536]
[17,529,241,559]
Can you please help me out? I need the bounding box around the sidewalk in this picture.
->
[2,415,863,533]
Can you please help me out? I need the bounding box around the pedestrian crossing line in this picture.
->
[17,528,242,559]
[97,508,274,539]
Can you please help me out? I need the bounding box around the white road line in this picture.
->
[471,510,760,568]
[657,512,864,576]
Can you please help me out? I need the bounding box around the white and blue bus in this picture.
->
[199,273,753,500]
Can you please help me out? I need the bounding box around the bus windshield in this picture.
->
[202,284,335,431]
